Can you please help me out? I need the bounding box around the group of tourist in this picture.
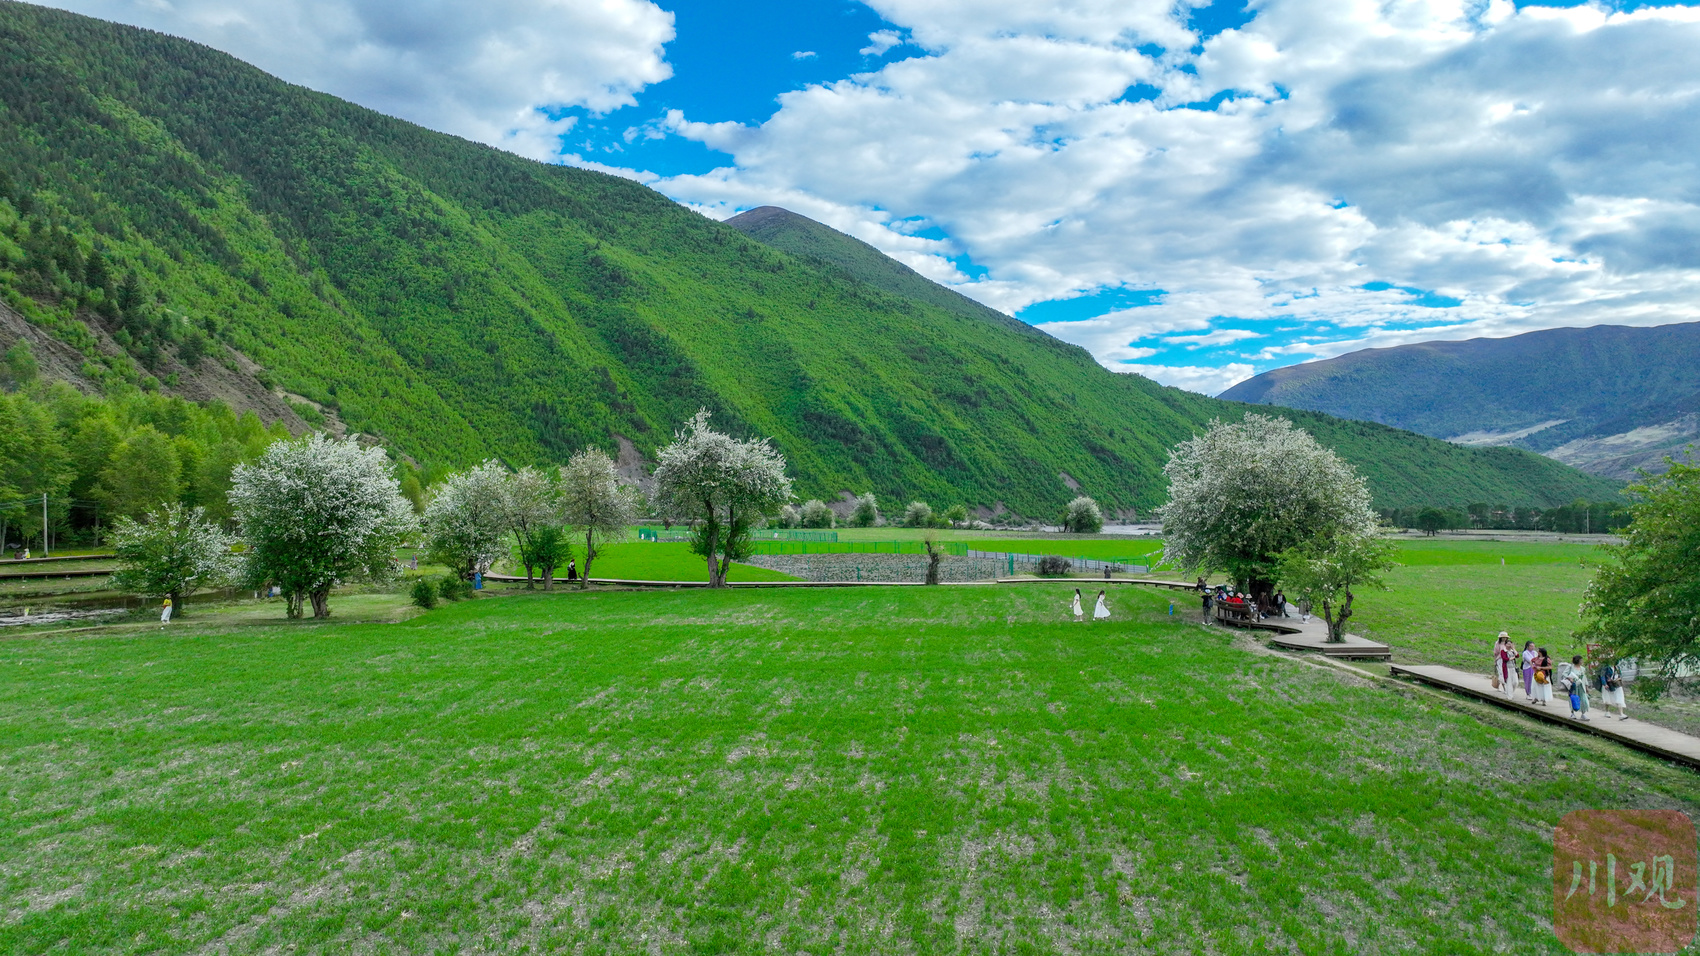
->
[1070,588,1110,622]
[1197,581,1301,625]
[1493,632,1629,721]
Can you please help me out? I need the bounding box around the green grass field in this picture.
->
[576,542,797,582]
[4,583,1695,954]
[1386,539,1604,566]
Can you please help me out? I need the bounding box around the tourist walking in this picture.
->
[1561,656,1591,720]
[159,597,172,627]
[1502,629,1516,697]
[1093,589,1110,621]
[1532,648,1553,706]
[1597,660,1629,721]
[1521,640,1536,702]
[566,559,577,582]
[1072,588,1084,623]
[1273,589,1288,617]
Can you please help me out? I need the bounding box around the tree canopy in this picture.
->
[653,411,792,588]
[230,434,413,618]
[1158,414,1378,593]
[108,503,235,614]
[1578,457,1700,693]
[423,460,511,581]
[558,447,639,588]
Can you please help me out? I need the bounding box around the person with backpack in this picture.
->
[1560,656,1591,721]
[1597,660,1629,720]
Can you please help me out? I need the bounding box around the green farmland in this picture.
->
[4,582,1696,954]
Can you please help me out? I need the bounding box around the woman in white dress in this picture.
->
[1494,633,1515,697]
[1071,588,1084,623]
[1093,590,1110,621]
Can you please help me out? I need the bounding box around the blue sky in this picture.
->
[46,0,1700,395]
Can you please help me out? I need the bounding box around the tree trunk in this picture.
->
[310,588,331,618]
[1333,588,1355,643]
[169,589,183,619]
[925,548,942,585]
[286,589,305,619]
[542,567,553,591]
[582,529,596,590]
[525,562,535,589]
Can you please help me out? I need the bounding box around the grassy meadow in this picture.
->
[571,542,798,583]
[4,582,1698,954]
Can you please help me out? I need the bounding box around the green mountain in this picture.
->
[0,2,1622,514]
[1219,323,1700,479]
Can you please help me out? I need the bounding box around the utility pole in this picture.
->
[42,492,49,558]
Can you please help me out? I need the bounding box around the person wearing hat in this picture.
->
[160,597,173,627]
[1493,632,1515,698]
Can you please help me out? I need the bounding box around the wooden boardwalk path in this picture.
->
[1391,664,1700,769]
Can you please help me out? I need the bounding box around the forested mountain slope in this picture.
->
[1219,323,1700,479]
[0,3,1622,512]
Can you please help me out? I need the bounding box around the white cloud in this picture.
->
[1161,328,1263,349]
[653,0,1700,391]
[860,29,903,56]
[1122,363,1260,394]
[43,0,675,160]
[792,50,818,60]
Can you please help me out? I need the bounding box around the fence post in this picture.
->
[1008,553,1014,576]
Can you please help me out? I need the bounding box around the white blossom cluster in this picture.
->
[230,434,415,616]
[1157,413,1376,584]
[652,410,793,526]
[422,459,512,579]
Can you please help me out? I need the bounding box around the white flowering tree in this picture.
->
[800,499,835,529]
[108,503,236,616]
[851,492,879,528]
[1062,496,1104,533]
[501,466,561,587]
[653,410,793,588]
[559,447,640,588]
[230,435,415,618]
[1157,414,1378,597]
[423,460,511,581]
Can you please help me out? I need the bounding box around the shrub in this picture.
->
[941,504,968,527]
[776,504,802,529]
[1062,496,1104,533]
[410,576,439,609]
[800,499,835,529]
[1037,555,1073,577]
[851,492,879,528]
[903,501,933,528]
[437,573,469,601]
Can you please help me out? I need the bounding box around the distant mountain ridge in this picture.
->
[1219,322,1700,479]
